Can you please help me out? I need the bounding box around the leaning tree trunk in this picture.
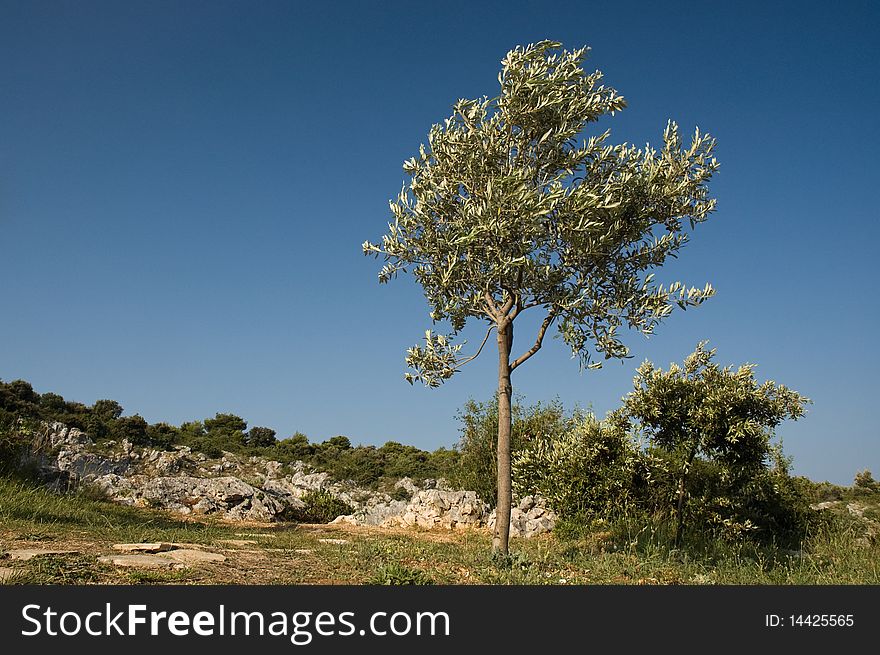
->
[493,320,513,555]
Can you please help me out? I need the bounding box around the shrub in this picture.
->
[450,396,571,503]
[273,433,314,461]
[632,448,817,546]
[513,413,642,523]
[181,436,223,459]
[854,469,879,491]
[284,489,354,523]
[245,426,277,448]
[0,416,52,480]
[144,422,179,449]
[0,414,24,474]
[111,415,149,445]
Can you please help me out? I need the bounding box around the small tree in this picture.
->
[364,41,718,554]
[111,414,149,445]
[204,413,247,438]
[618,342,810,544]
[92,399,124,421]
[854,469,878,491]
[245,426,277,448]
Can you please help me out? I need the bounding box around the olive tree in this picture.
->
[364,41,718,554]
[618,342,810,544]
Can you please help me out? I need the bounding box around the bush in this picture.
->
[0,414,24,474]
[145,422,179,449]
[854,469,879,491]
[111,415,149,445]
[617,343,810,545]
[245,426,277,448]
[450,396,571,503]
[283,489,354,523]
[628,449,817,546]
[0,416,52,480]
[513,413,643,523]
[273,433,314,461]
[180,436,223,459]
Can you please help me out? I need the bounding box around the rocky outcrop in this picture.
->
[333,489,558,538]
[383,489,488,530]
[92,474,295,522]
[487,495,556,538]
[332,498,410,527]
[29,422,557,536]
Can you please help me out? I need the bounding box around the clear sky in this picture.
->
[2,1,877,485]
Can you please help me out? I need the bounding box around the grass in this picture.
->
[1,475,878,585]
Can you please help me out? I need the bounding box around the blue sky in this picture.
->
[1,1,877,485]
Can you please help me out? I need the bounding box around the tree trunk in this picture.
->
[493,320,513,555]
[674,446,699,548]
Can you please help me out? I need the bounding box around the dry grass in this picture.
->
[1,476,878,585]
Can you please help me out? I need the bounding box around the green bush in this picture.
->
[513,413,643,523]
[283,489,354,523]
[449,396,571,503]
[180,436,223,459]
[0,414,24,474]
[627,449,817,547]
[854,469,879,491]
[0,416,52,480]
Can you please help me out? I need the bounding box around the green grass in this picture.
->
[0,476,236,544]
[1,475,878,585]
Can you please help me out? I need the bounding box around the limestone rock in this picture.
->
[5,548,79,561]
[381,490,488,530]
[161,549,226,564]
[394,477,420,497]
[98,554,181,569]
[112,543,174,553]
[487,495,557,538]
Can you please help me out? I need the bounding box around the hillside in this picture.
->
[2,377,880,585]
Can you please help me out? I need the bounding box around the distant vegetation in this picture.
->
[0,377,459,488]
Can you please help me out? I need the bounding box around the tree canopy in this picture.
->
[364,40,718,386]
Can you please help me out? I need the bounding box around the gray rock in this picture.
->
[381,490,489,530]
[161,549,226,564]
[112,543,174,553]
[98,554,181,569]
[487,496,557,537]
[394,477,420,497]
[5,548,79,561]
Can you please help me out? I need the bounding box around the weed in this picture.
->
[369,562,434,585]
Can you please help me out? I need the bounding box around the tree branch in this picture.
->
[507,270,525,320]
[484,290,503,322]
[455,324,497,367]
[509,311,557,371]
[500,290,516,316]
